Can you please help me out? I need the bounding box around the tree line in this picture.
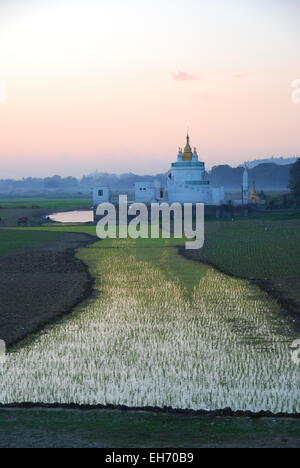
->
[0,162,296,195]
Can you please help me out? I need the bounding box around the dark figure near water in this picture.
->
[0,217,4,225]
[17,217,28,226]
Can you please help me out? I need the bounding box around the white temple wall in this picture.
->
[135,182,156,203]
[171,167,205,183]
[167,181,213,204]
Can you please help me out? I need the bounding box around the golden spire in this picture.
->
[182,133,193,161]
[250,181,260,201]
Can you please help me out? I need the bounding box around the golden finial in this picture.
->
[182,131,193,161]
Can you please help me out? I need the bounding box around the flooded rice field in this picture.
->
[0,239,299,413]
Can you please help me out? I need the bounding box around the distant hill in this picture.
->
[239,157,298,169]
[209,163,294,191]
[0,161,296,194]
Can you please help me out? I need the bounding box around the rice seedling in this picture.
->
[0,238,298,412]
[196,218,300,280]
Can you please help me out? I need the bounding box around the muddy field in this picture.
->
[0,232,97,347]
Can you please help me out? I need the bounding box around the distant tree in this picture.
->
[281,193,293,209]
[209,163,293,191]
[258,190,267,200]
[44,175,62,189]
[290,158,300,206]
[268,196,281,210]
[267,193,294,210]
[64,177,79,188]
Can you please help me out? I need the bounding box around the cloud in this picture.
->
[232,72,253,79]
[173,71,199,81]
[202,93,221,102]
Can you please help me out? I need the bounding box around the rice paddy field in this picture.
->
[192,217,300,280]
[0,226,299,413]
[0,196,91,211]
[0,230,62,256]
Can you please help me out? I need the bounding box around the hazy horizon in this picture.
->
[0,0,299,178]
[0,155,297,182]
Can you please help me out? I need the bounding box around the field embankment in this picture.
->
[0,230,97,347]
[0,408,300,448]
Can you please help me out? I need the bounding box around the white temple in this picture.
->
[166,134,224,205]
[93,134,225,207]
[134,134,225,205]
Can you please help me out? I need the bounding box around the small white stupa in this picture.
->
[242,165,249,204]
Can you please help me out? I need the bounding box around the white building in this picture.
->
[134,134,225,205]
[93,186,110,205]
[93,134,225,207]
[242,165,249,204]
[134,182,157,203]
[166,134,224,205]
[134,181,165,203]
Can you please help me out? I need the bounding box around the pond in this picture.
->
[49,210,94,223]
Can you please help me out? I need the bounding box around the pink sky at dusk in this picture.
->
[0,0,299,178]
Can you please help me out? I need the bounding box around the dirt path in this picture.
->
[0,408,299,448]
[0,232,98,347]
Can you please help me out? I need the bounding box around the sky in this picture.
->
[0,0,299,178]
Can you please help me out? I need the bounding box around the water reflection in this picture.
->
[49,210,93,223]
